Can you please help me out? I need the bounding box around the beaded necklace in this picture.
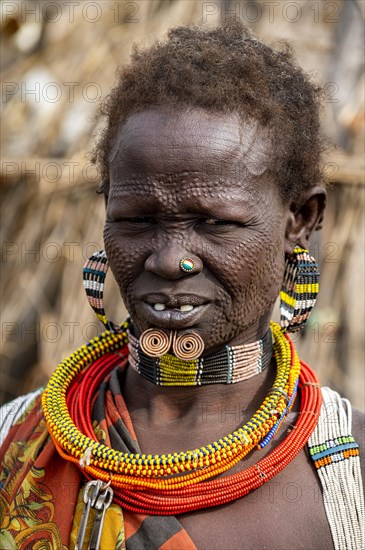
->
[127,326,272,386]
[42,322,322,515]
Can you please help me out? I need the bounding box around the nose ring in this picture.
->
[179,257,196,273]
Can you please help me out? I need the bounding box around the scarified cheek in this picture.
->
[103,234,143,291]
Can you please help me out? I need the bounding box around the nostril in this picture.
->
[144,254,156,273]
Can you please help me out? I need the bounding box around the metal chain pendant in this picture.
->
[75,479,114,550]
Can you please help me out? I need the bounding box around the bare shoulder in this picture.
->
[351,406,364,442]
[351,406,365,479]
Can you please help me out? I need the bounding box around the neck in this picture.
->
[123,355,276,433]
[123,318,282,451]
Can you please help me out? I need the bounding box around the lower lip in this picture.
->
[138,302,210,330]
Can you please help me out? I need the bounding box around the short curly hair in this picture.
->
[92,22,325,200]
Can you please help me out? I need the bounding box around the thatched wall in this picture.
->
[1,0,364,409]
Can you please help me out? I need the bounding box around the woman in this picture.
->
[0,22,363,550]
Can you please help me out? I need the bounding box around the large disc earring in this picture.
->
[280,246,319,333]
[172,331,205,360]
[83,250,123,333]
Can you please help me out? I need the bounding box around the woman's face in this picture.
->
[104,107,291,349]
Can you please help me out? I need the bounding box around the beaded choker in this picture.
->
[127,327,273,386]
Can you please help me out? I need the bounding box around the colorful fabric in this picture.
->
[0,394,80,549]
[0,367,196,549]
[0,389,43,448]
[1,366,362,549]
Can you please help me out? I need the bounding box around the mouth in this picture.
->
[151,303,195,312]
[137,294,210,330]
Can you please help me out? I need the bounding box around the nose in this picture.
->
[144,246,203,280]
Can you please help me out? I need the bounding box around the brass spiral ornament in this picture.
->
[172,331,205,360]
[139,329,172,357]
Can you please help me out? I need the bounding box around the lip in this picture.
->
[137,301,211,330]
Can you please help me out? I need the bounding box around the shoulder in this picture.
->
[310,385,364,485]
[0,388,44,448]
[351,405,364,439]
[318,386,363,437]
[352,406,365,479]
[306,386,364,548]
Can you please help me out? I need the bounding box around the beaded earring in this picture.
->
[280,246,319,333]
[83,250,123,333]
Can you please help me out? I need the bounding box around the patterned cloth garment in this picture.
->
[0,366,363,549]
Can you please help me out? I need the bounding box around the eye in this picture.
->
[201,218,243,227]
[203,219,230,225]
[126,217,155,224]
[108,216,155,224]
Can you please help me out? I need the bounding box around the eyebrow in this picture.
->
[107,187,256,217]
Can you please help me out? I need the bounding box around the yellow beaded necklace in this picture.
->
[42,322,300,485]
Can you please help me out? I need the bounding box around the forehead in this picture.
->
[109,107,273,188]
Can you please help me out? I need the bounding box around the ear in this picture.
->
[285,186,327,254]
[96,179,110,207]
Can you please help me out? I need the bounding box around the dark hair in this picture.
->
[92,22,326,200]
